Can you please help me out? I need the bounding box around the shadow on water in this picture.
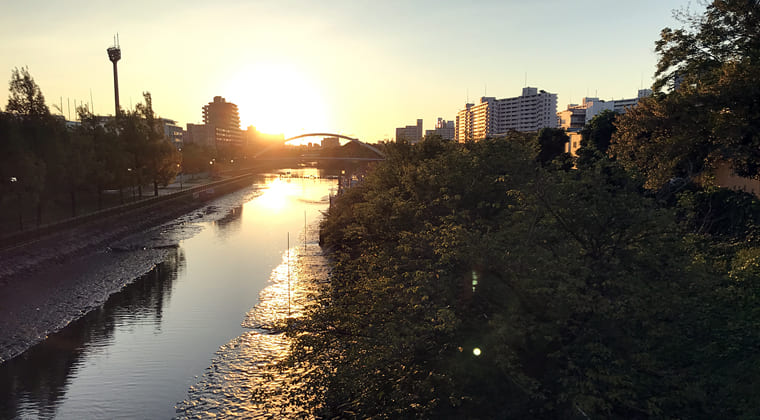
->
[212,205,243,234]
[0,248,183,419]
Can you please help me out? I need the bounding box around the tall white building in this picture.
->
[455,87,558,142]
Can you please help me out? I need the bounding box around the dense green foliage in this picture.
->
[612,0,760,188]
[0,70,182,229]
[280,134,760,418]
[275,3,760,416]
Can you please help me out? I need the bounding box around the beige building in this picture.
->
[565,132,583,156]
[713,162,760,197]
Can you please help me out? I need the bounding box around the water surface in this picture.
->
[0,168,334,419]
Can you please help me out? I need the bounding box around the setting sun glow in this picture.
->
[253,177,295,212]
[226,64,329,138]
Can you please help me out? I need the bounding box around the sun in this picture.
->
[225,64,329,138]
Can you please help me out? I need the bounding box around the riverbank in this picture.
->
[0,173,263,363]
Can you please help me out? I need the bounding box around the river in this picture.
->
[0,168,334,419]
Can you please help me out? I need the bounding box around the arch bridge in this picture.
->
[253,132,385,160]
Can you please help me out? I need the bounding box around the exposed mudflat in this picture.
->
[0,188,261,364]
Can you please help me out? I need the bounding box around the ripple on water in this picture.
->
[174,238,327,419]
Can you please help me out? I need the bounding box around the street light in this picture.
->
[10,176,21,230]
[127,168,135,200]
[177,163,183,190]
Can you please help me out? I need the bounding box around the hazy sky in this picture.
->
[0,0,701,141]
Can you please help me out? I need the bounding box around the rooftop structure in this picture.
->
[425,118,455,140]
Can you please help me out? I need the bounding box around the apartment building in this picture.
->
[557,89,653,132]
[203,96,243,147]
[455,87,558,142]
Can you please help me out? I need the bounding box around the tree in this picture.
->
[180,143,214,176]
[613,0,760,188]
[535,127,570,165]
[117,93,179,197]
[653,0,760,92]
[6,67,49,117]
[136,93,180,195]
[274,138,754,418]
[611,93,714,189]
[580,109,618,154]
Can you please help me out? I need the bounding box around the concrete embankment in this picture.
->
[0,173,257,253]
[0,172,266,284]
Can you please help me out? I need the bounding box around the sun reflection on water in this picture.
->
[175,178,330,418]
[254,178,294,212]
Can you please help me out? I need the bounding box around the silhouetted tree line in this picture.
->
[274,1,760,418]
[0,68,184,230]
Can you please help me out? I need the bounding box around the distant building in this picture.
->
[244,126,285,149]
[425,117,455,140]
[321,136,340,149]
[160,118,184,149]
[557,102,600,133]
[558,89,653,155]
[566,132,583,156]
[185,123,211,147]
[455,103,475,142]
[557,89,653,132]
[455,87,558,142]
[396,119,423,144]
[203,96,243,147]
[610,89,653,113]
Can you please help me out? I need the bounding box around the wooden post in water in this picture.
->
[287,232,291,317]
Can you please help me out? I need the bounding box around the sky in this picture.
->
[0,0,703,142]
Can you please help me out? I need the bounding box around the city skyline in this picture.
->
[0,0,698,141]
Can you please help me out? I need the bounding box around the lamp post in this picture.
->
[127,168,135,201]
[177,148,183,190]
[10,176,21,230]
